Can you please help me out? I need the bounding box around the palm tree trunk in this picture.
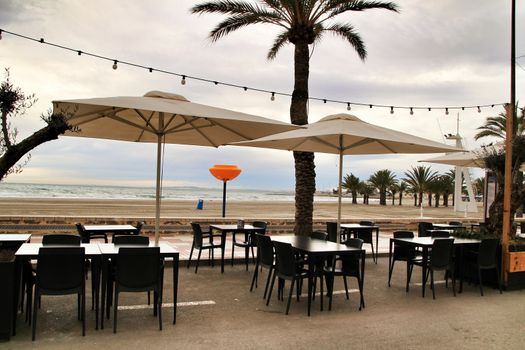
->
[291,41,315,236]
[427,192,432,207]
[352,190,357,204]
[399,191,403,206]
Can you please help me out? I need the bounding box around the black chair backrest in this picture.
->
[256,234,274,267]
[75,223,89,243]
[418,222,434,237]
[326,222,338,243]
[431,230,450,238]
[478,238,500,268]
[344,238,364,249]
[135,221,144,234]
[36,247,85,292]
[393,231,414,239]
[359,221,374,227]
[252,221,268,232]
[310,231,328,241]
[116,247,160,289]
[113,235,149,245]
[521,222,525,233]
[42,234,81,246]
[341,239,363,275]
[273,241,296,278]
[448,221,462,226]
[430,238,454,268]
[190,222,205,248]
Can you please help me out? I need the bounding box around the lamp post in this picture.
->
[209,165,242,217]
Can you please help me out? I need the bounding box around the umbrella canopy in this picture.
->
[419,151,485,168]
[53,91,299,244]
[232,114,462,241]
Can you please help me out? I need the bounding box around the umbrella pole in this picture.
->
[222,180,227,218]
[337,147,343,244]
[155,134,162,246]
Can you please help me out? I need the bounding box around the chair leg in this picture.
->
[451,269,456,297]
[266,271,277,306]
[31,289,39,341]
[263,267,273,300]
[343,276,349,300]
[328,274,334,311]
[478,267,484,296]
[370,241,376,263]
[113,288,118,333]
[158,286,163,331]
[231,235,235,267]
[358,275,365,310]
[388,259,396,287]
[431,270,436,300]
[286,279,295,315]
[82,288,86,336]
[195,249,202,273]
[406,262,413,292]
[250,261,259,292]
[187,241,194,268]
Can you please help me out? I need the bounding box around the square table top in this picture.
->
[433,223,464,229]
[83,224,137,231]
[97,242,178,257]
[393,236,481,247]
[0,233,32,242]
[15,243,101,258]
[210,224,263,231]
[271,235,362,255]
[340,223,379,229]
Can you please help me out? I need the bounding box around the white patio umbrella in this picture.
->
[232,114,462,241]
[53,91,299,244]
[420,151,485,168]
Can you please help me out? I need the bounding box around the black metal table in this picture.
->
[209,224,265,273]
[271,235,365,316]
[340,223,380,263]
[83,224,138,242]
[14,243,102,331]
[390,236,480,297]
[98,242,179,329]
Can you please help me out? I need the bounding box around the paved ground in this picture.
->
[4,253,525,350]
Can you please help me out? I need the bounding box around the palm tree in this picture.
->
[389,181,399,205]
[474,105,524,140]
[439,174,454,207]
[192,0,399,235]
[369,169,396,205]
[342,173,360,204]
[359,181,374,205]
[473,177,485,196]
[404,165,438,207]
[397,180,407,206]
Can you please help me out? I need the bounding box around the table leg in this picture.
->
[172,254,179,324]
[360,250,366,309]
[220,230,226,273]
[388,239,393,285]
[458,245,464,293]
[91,256,101,330]
[100,256,108,329]
[375,228,379,264]
[422,247,428,298]
[307,258,314,316]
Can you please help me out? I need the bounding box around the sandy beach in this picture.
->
[0,197,484,220]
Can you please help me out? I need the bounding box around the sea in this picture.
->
[0,182,351,203]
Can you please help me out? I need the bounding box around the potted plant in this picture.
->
[0,249,15,340]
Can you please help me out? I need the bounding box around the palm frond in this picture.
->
[209,13,283,41]
[325,23,366,60]
[326,0,399,18]
[267,30,290,60]
[192,0,265,16]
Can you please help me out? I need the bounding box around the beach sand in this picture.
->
[0,197,484,220]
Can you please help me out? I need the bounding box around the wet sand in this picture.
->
[0,197,484,220]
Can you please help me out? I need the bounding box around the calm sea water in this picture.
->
[0,183,349,203]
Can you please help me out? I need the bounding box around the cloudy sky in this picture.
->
[1,0,524,191]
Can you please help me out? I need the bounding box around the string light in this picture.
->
[0,28,505,115]
[347,103,351,111]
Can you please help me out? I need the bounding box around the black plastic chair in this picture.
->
[113,235,149,245]
[232,221,267,270]
[113,247,163,333]
[187,223,222,273]
[326,222,338,243]
[418,222,434,237]
[388,231,416,287]
[266,241,309,315]
[250,234,275,299]
[408,238,456,299]
[310,231,328,241]
[135,221,144,234]
[76,223,108,243]
[431,230,451,238]
[42,234,82,245]
[355,221,376,263]
[32,247,86,341]
[324,238,364,311]
[466,238,502,296]
[448,221,463,227]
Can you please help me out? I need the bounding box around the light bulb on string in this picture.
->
[271,92,275,101]
[148,68,153,73]
[390,106,394,114]
[410,107,414,115]
[181,75,186,85]
[323,99,327,104]
[428,107,432,112]
[477,106,481,113]
[0,30,3,40]
[112,60,118,70]
[347,103,351,111]
[445,108,449,115]
[77,50,82,56]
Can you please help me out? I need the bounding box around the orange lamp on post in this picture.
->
[209,165,241,217]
